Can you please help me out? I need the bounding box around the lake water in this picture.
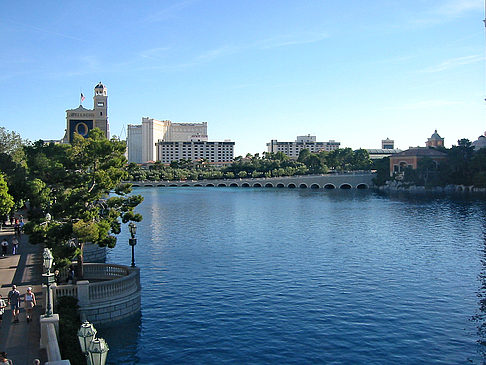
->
[103,187,486,364]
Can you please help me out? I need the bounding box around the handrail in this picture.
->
[53,263,139,306]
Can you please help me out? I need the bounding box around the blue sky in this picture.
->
[1,0,485,156]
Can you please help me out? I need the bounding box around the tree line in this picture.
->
[127,148,374,181]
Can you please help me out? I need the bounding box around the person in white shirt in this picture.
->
[0,239,7,257]
[0,295,6,327]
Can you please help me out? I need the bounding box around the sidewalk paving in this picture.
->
[0,224,47,364]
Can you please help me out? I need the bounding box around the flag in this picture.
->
[80,93,85,102]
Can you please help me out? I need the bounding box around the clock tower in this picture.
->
[63,82,110,143]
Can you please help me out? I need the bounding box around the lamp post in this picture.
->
[87,337,109,365]
[78,321,97,355]
[42,248,55,317]
[78,321,109,365]
[128,222,137,268]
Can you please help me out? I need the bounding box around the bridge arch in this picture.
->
[253,183,262,187]
[242,183,250,187]
[157,184,165,187]
[132,184,141,187]
[194,184,202,187]
[206,183,215,187]
[145,184,154,187]
[288,183,296,189]
[324,184,335,189]
[299,183,308,189]
[277,183,285,188]
[356,183,368,189]
[182,184,190,187]
[265,183,274,188]
[169,184,177,187]
[340,183,352,189]
[218,183,227,187]
[230,183,238,187]
[311,184,320,189]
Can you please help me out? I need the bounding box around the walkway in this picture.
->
[0,223,46,364]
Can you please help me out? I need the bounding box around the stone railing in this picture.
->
[53,263,141,324]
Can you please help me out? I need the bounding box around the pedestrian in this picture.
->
[0,295,6,328]
[54,270,60,285]
[11,237,18,255]
[13,222,21,238]
[0,239,7,257]
[67,265,75,284]
[24,287,36,322]
[7,285,20,323]
[0,351,13,364]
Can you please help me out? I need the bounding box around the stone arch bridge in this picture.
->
[129,172,375,190]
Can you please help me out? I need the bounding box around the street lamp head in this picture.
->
[128,222,137,238]
[87,337,109,365]
[42,248,54,273]
[77,321,97,354]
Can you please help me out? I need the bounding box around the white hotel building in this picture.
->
[267,135,340,159]
[157,140,235,164]
[127,117,234,164]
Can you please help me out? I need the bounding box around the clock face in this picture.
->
[75,122,88,136]
[69,120,93,142]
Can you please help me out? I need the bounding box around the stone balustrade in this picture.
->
[53,263,141,324]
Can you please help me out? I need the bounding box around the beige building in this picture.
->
[63,82,109,143]
[127,118,208,163]
[267,135,340,158]
[157,140,235,164]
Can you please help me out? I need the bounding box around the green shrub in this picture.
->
[57,296,85,365]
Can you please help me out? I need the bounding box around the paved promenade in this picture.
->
[0,224,46,364]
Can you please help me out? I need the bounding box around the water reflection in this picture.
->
[100,312,142,365]
[474,213,486,359]
[107,187,486,363]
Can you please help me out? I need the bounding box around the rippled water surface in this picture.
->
[103,188,486,364]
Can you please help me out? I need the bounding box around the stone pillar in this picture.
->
[77,280,90,307]
[40,314,60,349]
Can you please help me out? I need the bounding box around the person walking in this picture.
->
[13,221,21,238]
[24,287,36,322]
[0,295,6,328]
[0,238,7,257]
[0,351,13,364]
[11,236,18,255]
[7,285,20,323]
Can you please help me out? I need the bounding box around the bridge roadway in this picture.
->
[129,172,375,190]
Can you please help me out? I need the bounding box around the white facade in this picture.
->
[127,124,143,163]
[127,117,208,163]
[267,136,340,159]
[166,122,207,142]
[296,135,317,143]
[157,141,235,164]
[141,118,169,163]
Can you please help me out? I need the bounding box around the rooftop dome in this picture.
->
[429,130,442,140]
[94,82,105,89]
[472,133,486,150]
